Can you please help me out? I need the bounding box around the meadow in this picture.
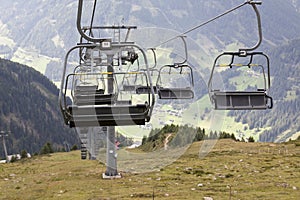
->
[0,139,299,199]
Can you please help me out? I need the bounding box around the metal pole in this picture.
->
[104,55,118,177]
[105,126,118,176]
[0,131,9,163]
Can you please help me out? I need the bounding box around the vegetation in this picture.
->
[39,142,54,155]
[140,124,239,152]
[0,139,299,199]
[70,144,78,151]
[20,150,28,159]
[0,58,78,158]
[225,39,300,142]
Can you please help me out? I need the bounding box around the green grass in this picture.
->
[0,140,299,200]
[229,74,266,91]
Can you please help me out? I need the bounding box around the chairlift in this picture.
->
[81,142,87,159]
[135,48,161,94]
[121,68,141,92]
[208,51,273,110]
[59,42,155,127]
[157,64,194,99]
[59,0,156,127]
[70,65,115,106]
[156,36,194,99]
[208,1,273,110]
[64,71,152,127]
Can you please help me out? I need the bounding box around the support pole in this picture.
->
[104,126,118,176]
[0,131,9,163]
[103,56,120,178]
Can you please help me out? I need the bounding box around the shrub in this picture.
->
[40,142,54,155]
[71,144,78,151]
[248,136,255,143]
[21,150,28,159]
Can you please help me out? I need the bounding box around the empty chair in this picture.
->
[208,52,273,110]
[67,103,149,127]
[156,64,194,100]
[158,87,194,99]
[212,90,273,110]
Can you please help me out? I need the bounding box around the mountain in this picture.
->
[0,0,300,77]
[0,58,78,157]
[0,0,299,143]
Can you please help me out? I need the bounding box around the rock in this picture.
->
[185,167,193,171]
[203,197,213,200]
[197,183,204,187]
[292,186,297,190]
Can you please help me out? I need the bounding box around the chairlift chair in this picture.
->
[208,51,273,110]
[156,36,195,100]
[71,71,116,106]
[125,44,195,98]
[59,42,155,127]
[64,71,152,127]
[157,64,194,99]
[208,1,273,110]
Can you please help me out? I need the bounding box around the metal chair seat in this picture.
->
[211,90,273,110]
[158,87,194,99]
[67,103,149,127]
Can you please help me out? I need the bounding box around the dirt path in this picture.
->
[164,134,172,150]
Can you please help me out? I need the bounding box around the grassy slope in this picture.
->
[0,140,299,200]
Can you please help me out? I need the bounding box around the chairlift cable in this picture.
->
[153,0,252,47]
[88,0,97,37]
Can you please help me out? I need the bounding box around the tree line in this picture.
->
[141,124,254,151]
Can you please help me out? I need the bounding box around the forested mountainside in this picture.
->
[228,39,300,142]
[0,59,78,157]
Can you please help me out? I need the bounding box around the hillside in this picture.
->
[0,58,78,157]
[227,39,300,142]
[0,139,299,199]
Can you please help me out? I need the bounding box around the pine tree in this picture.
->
[21,150,28,159]
[248,136,255,143]
[40,142,54,155]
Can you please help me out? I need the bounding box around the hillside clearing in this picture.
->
[0,139,299,199]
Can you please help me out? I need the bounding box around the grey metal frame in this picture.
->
[59,43,155,126]
[208,52,273,110]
